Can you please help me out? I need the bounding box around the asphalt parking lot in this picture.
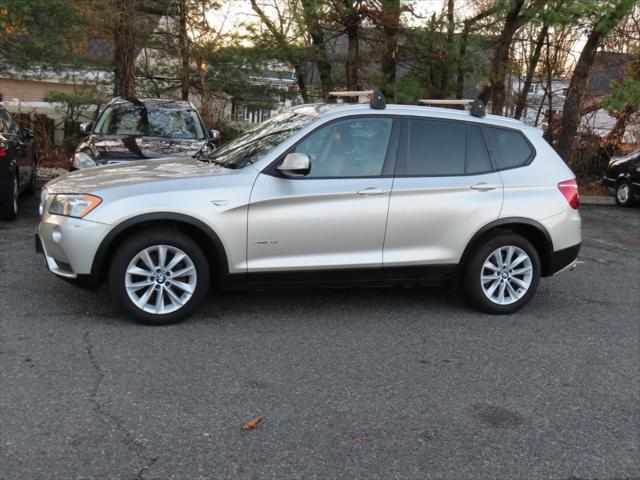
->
[1,193,638,480]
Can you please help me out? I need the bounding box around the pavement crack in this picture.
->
[83,332,158,479]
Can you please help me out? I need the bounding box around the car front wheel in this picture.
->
[615,180,634,206]
[463,233,541,314]
[108,229,210,325]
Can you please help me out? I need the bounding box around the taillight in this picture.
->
[558,179,579,209]
[0,143,7,158]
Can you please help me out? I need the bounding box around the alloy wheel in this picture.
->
[125,245,197,314]
[480,245,533,305]
[617,183,630,204]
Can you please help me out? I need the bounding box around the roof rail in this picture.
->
[417,98,485,118]
[327,90,386,110]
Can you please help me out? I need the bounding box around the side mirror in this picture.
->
[277,152,311,177]
[209,129,221,142]
[22,128,34,140]
[79,122,93,135]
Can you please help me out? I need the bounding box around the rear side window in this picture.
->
[486,127,533,169]
[466,125,492,174]
[405,119,466,175]
[401,119,493,176]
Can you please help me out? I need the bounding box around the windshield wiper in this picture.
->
[195,150,227,166]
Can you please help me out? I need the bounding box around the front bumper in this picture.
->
[36,213,111,283]
[603,176,617,195]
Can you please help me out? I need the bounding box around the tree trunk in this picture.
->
[346,24,359,90]
[479,0,526,114]
[113,0,136,97]
[178,0,190,101]
[301,0,332,98]
[544,37,554,144]
[605,103,635,147]
[294,63,309,103]
[456,6,497,99]
[380,0,400,99]
[197,56,214,129]
[557,0,635,164]
[514,21,548,120]
[438,0,455,98]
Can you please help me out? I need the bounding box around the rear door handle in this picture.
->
[357,187,387,196]
[470,183,498,191]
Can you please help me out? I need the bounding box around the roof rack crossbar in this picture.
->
[417,99,474,105]
[417,98,485,118]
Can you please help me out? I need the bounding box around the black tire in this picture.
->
[463,233,541,314]
[615,180,634,206]
[23,160,36,196]
[0,170,18,221]
[108,228,210,325]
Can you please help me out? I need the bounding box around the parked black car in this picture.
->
[0,104,36,221]
[604,150,640,206]
[71,97,218,170]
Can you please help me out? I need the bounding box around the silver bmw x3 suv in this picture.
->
[36,95,581,324]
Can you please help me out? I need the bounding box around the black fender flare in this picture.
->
[90,212,229,278]
[457,217,554,276]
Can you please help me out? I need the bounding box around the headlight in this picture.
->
[38,188,49,216]
[48,194,102,218]
[72,151,97,169]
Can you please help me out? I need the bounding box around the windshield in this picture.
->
[201,111,316,169]
[95,104,205,139]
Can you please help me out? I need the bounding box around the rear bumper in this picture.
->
[548,243,581,276]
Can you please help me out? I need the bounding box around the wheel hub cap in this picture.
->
[481,245,533,305]
[125,245,197,314]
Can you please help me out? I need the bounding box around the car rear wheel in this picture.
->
[463,233,540,314]
[615,180,633,206]
[108,229,210,325]
[0,171,18,221]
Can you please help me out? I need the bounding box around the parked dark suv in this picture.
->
[604,150,640,206]
[71,97,217,170]
[0,104,36,221]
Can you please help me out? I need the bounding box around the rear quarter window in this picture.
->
[486,126,534,170]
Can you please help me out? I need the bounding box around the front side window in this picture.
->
[292,117,393,178]
[95,104,205,139]
[0,109,18,134]
[486,126,533,170]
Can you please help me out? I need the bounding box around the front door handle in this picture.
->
[470,182,498,191]
[357,187,387,196]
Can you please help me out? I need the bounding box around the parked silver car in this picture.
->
[36,95,581,324]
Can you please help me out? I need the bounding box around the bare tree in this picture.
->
[300,0,333,97]
[479,0,546,115]
[557,0,636,164]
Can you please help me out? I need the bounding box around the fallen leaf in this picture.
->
[134,436,148,446]
[242,416,266,431]
[351,435,366,444]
